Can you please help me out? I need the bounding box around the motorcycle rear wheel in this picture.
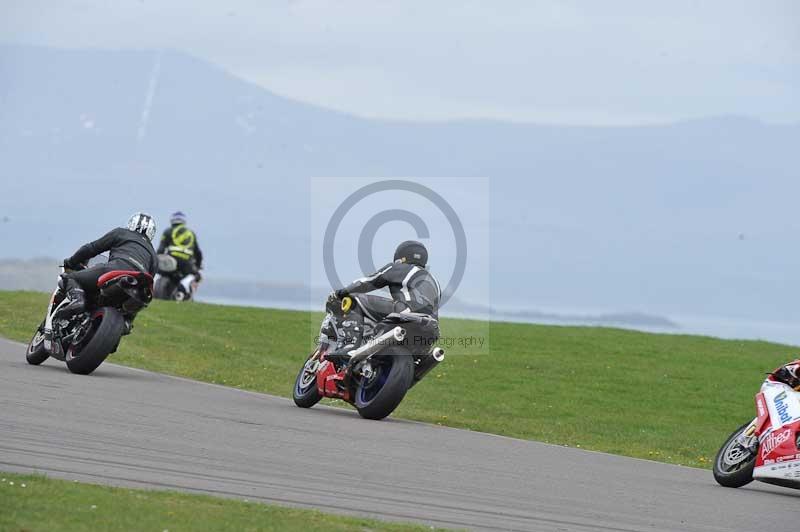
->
[713,422,756,488]
[26,322,49,365]
[65,307,124,375]
[354,347,414,420]
[154,276,174,300]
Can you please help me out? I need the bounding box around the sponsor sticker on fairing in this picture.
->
[764,385,800,430]
[761,428,793,460]
[774,391,793,424]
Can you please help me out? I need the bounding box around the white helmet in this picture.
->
[127,212,157,241]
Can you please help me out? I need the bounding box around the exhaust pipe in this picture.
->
[348,326,406,364]
[411,347,445,386]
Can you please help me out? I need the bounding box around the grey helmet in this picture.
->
[127,212,157,241]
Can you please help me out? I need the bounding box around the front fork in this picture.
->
[303,352,321,374]
[43,269,69,355]
[736,419,759,451]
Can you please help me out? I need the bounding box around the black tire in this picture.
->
[65,307,124,375]
[26,322,49,365]
[154,277,173,300]
[293,350,322,408]
[354,347,414,420]
[713,422,756,488]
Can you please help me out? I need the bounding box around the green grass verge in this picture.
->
[0,472,432,532]
[1,290,794,468]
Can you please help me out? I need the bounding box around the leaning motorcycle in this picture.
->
[292,295,445,420]
[153,254,198,301]
[713,376,800,489]
[26,261,153,375]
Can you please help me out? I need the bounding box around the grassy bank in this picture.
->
[0,472,431,532]
[1,290,794,468]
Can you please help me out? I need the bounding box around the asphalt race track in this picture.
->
[1,336,797,531]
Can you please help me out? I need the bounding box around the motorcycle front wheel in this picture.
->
[293,350,322,408]
[26,321,49,365]
[713,422,756,488]
[65,307,124,375]
[354,347,414,420]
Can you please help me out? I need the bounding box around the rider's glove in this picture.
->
[326,291,339,306]
[335,288,349,300]
[63,258,77,271]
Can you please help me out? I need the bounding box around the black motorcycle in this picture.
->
[293,295,445,420]
[26,262,153,375]
[153,254,198,301]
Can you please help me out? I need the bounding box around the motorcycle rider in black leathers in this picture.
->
[58,213,158,329]
[157,211,204,293]
[326,240,441,361]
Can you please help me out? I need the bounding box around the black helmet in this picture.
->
[394,240,428,267]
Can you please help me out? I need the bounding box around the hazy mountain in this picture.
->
[2,45,799,324]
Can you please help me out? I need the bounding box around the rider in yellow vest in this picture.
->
[157,211,204,291]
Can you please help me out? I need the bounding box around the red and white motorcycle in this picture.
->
[714,378,800,489]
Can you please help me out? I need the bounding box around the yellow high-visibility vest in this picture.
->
[167,224,195,260]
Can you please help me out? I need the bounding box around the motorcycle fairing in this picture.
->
[753,381,800,486]
[753,425,800,487]
[316,359,351,401]
[754,392,770,434]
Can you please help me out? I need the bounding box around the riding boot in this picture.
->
[180,273,196,294]
[56,287,86,318]
[325,344,355,365]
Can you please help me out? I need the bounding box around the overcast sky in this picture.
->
[2,0,798,125]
